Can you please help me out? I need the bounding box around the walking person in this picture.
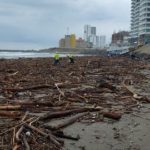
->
[53,53,60,65]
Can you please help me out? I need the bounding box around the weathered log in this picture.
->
[0,111,22,118]
[96,80,116,91]
[2,84,54,92]
[103,112,122,120]
[39,108,87,121]
[39,107,99,121]
[0,105,21,110]
[44,112,89,130]
[7,101,53,107]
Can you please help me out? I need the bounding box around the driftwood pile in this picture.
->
[0,56,149,150]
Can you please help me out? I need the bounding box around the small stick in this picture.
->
[23,135,30,150]
[13,144,20,150]
[55,83,65,97]
[16,126,24,142]
[13,127,16,145]
[21,111,29,122]
[29,116,40,126]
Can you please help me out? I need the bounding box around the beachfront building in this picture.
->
[112,31,129,45]
[131,0,150,45]
[76,38,88,48]
[59,34,76,48]
[70,34,76,48]
[59,38,65,48]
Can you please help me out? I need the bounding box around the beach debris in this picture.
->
[0,56,149,149]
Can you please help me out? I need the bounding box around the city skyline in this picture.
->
[0,0,130,50]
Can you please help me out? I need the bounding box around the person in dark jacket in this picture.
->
[68,54,74,64]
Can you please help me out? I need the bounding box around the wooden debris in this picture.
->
[0,56,149,149]
[0,111,22,118]
[53,131,80,141]
[39,108,98,121]
[2,84,54,92]
[44,112,89,130]
[0,105,21,110]
[103,112,122,120]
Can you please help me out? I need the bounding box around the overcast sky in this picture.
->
[0,0,131,50]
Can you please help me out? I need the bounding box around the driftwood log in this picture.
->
[44,112,89,130]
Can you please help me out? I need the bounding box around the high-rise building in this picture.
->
[96,36,100,48]
[84,25,98,47]
[59,34,76,48]
[65,35,71,48]
[100,35,106,48]
[76,38,88,48]
[91,27,96,35]
[131,0,150,45]
[59,38,65,48]
[112,31,129,45]
[84,25,92,42]
[70,34,76,48]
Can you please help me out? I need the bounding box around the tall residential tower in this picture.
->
[131,0,150,45]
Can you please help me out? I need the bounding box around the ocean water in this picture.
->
[0,51,85,59]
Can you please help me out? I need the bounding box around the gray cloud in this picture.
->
[0,0,130,49]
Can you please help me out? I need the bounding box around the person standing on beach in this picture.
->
[53,53,60,65]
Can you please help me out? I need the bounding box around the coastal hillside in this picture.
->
[135,45,150,55]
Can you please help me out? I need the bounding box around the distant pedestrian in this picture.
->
[53,53,60,65]
[130,52,135,60]
[68,54,74,64]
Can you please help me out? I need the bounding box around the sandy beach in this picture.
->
[0,56,149,150]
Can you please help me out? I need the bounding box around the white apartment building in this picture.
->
[131,0,150,45]
[65,35,71,48]
[84,25,92,42]
[99,35,106,48]
[84,25,97,47]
